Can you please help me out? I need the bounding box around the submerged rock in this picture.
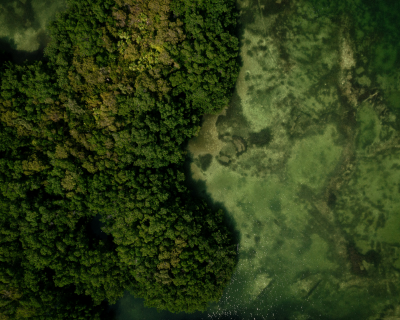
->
[232,135,247,154]
[218,155,230,164]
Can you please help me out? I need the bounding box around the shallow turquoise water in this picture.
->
[3,0,400,319]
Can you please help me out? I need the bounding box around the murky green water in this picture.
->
[3,0,400,319]
[0,0,66,63]
[131,0,400,319]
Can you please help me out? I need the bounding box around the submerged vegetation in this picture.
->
[0,0,239,318]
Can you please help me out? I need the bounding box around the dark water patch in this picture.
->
[307,69,338,98]
[246,49,254,57]
[241,247,257,259]
[0,0,67,63]
[237,0,259,27]
[272,238,285,251]
[307,1,355,20]
[248,128,272,147]
[388,282,398,296]
[268,197,282,213]
[363,0,400,43]
[383,92,400,131]
[247,84,256,94]
[216,90,250,138]
[182,156,242,247]
[18,31,51,63]
[327,191,337,208]
[197,153,213,171]
[115,293,205,320]
[356,117,377,150]
[347,243,367,275]
[252,219,264,231]
[375,212,386,230]
[286,107,316,139]
[364,249,381,266]
[86,214,115,249]
[248,85,277,105]
[0,0,40,31]
[0,44,11,70]
[261,0,291,17]
[295,231,313,254]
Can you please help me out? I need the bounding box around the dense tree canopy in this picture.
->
[0,0,239,318]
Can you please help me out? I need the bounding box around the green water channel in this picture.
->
[2,0,400,319]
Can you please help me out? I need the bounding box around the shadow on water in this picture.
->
[216,90,251,138]
[0,39,13,69]
[85,214,116,252]
[182,157,242,251]
[0,33,50,65]
[0,0,40,30]
[88,214,109,242]
[0,0,67,64]
[181,86,256,254]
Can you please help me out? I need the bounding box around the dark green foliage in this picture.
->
[0,0,239,318]
[169,0,240,114]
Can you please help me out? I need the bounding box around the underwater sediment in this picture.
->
[184,0,400,319]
